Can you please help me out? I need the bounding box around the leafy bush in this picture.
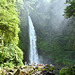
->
[3,61,14,68]
[0,44,23,68]
[60,66,75,75]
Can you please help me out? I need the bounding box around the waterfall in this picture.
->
[28,16,39,64]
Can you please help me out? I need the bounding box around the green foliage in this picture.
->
[0,44,23,67]
[64,0,75,18]
[60,66,75,75]
[4,61,15,68]
[0,0,20,45]
[37,34,75,65]
[0,0,24,68]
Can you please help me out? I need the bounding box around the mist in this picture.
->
[24,0,69,61]
[19,0,75,66]
[26,0,69,32]
[25,0,69,63]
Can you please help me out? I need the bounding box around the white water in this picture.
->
[28,16,39,64]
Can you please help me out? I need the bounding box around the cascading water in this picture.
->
[28,16,39,64]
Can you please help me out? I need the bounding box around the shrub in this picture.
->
[0,44,23,68]
[60,66,75,75]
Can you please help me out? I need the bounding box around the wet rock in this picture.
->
[19,66,27,69]
[35,73,41,75]
[14,66,19,69]
[10,69,14,72]
[35,71,42,75]
[8,72,13,75]
[7,69,15,73]
[22,66,27,69]
[41,64,55,75]
[2,70,7,75]
[43,72,55,75]
[14,69,20,75]
[29,69,34,74]
[19,71,29,75]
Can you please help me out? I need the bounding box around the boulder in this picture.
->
[21,66,27,69]
[35,71,42,75]
[2,70,7,75]
[14,69,20,75]
[43,72,55,75]
[41,64,55,75]
[8,72,13,75]
[19,71,29,75]
[14,66,19,69]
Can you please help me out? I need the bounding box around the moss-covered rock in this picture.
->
[29,69,34,75]
[41,64,55,75]
[19,71,29,75]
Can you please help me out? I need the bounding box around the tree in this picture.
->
[0,0,24,67]
[64,0,75,18]
[0,0,20,45]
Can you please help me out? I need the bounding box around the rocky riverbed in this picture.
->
[1,65,75,75]
[0,64,55,75]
